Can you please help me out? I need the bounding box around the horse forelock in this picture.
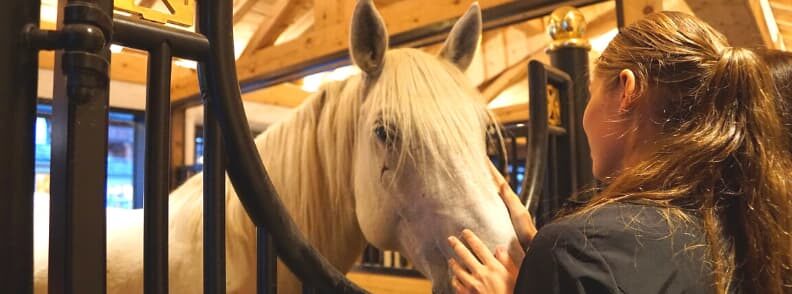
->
[360,48,496,182]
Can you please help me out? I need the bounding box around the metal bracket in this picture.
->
[24,1,112,104]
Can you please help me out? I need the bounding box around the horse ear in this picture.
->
[439,3,482,71]
[350,0,389,77]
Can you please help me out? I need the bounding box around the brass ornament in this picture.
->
[114,0,194,27]
[546,84,562,126]
[547,6,591,51]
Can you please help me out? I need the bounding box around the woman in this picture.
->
[448,12,792,294]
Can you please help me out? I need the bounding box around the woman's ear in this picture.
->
[618,69,638,113]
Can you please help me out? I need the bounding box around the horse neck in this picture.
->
[250,81,366,267]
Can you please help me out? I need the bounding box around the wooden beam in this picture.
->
[685,0,777,48]
[771,1,792,13]
[771,2,792,22]
[172,0,515,101]
[240,0,301,57]
[314,0,354,27]
[482,58,529,102]
[233,0,258,24]
[491,104,529,124]
[241,82,311,108]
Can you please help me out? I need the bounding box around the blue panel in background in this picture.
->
[35,103,140,209]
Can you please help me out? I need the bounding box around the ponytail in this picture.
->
[700,47,792,293]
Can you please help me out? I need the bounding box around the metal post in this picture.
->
[48,0,113,292]
[144,41,172,294]
[0,0,40,292]
[546,6,593,197]
[203,99,226,294]
[257,227,277,294]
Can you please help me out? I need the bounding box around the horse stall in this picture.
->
[0,0,666,293]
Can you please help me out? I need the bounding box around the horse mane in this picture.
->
[166,78,366,290]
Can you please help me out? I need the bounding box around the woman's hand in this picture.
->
[448,230,519,294]
[489,163,537,249]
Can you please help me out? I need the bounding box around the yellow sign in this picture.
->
[114,0,194,27]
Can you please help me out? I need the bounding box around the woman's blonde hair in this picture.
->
[582,11,792,293]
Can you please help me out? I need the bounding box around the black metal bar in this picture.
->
[48,0,113,292]
[134,114,146,209]
[0,0,39,292]
[522,61,550,213]
[113,14,209,61]
[144,41,172,294]
[172,0,610,110]
[509,136,518,189]
[257,227,277,294]
[615,0,626,29]
[503,59,576,226]
[203,98,226,294]
[195,0,366,292]
[549,46,593,194]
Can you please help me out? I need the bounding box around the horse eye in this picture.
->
[373,124,398,147]
[374,125,389,143]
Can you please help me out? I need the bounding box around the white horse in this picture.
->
[34,1,518,293]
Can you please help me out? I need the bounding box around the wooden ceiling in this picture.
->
[36,0,791,112]
[771,0,792,49]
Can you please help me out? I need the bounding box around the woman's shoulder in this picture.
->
[540,201,704,243]
[521,202,712,294]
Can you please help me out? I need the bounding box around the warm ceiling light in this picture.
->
[301,72,326,93]
[110,44,124,54]
[590,28,618,53]
[174,59,198,70]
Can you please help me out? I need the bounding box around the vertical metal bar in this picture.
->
[0,0,40,292]
[203,102,226,294]
[549,47,591,193]
[523,61,550,214]
[257,227,277,294]
[509,137,518,189]
[134,115,146,209]
[144,42,172,294]
[49,0,112,292]
[614,0,626,29]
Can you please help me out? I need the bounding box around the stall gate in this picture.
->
[0,0,593,293]
[0,0,364,293]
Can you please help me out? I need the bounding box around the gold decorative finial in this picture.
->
[547,6,591,51]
